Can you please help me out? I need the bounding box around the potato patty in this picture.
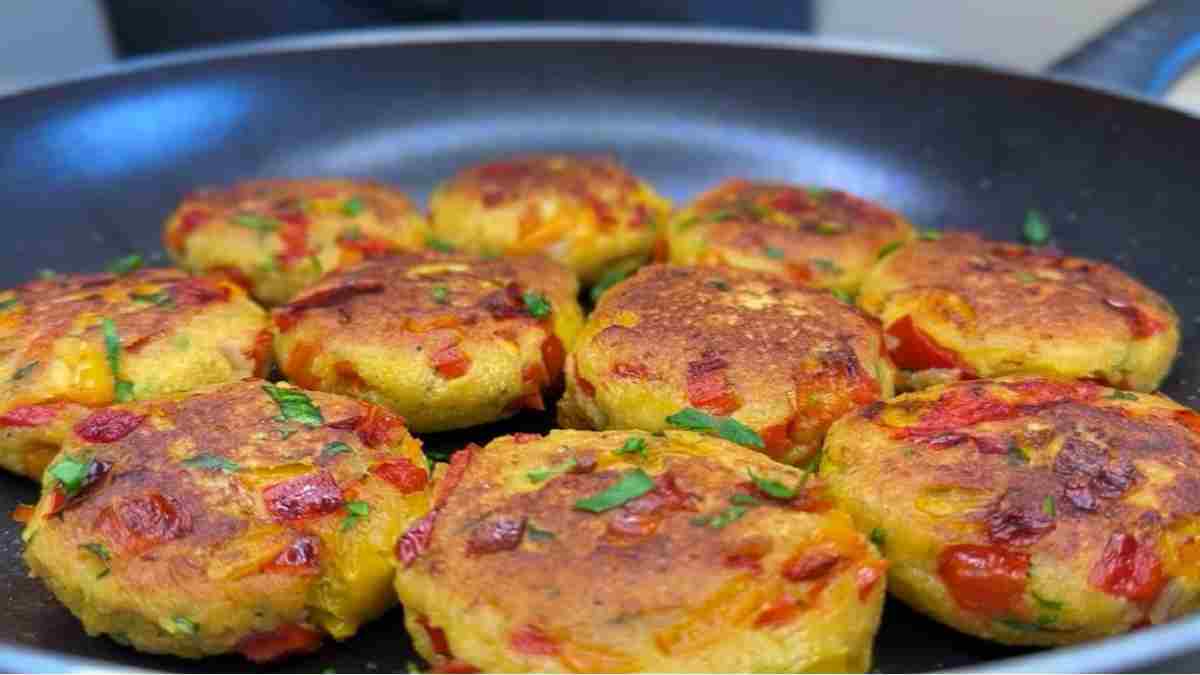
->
[0,269,269,480]
[667,180,915,294]
[427,155,671,284]
[558,265,895,466]
[857,232,1179,391]
[164,178,428,304]
[22,380,431,661]
[821,376,1200,646]
[272,251,583,433]
[394,429,887,673]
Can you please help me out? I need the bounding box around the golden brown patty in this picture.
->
[394,429,887,673]
[0,269,269,479]
[857,232,1179,391]
[22,379,432,661]
[667,180,915,294]
[822,376,1200,645]
[164,178,428,304]
[558,264,895,465]
[427,155,672,284]
[272,251,584,433]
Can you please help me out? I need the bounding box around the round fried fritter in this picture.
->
[0,269,269,480]
[22,379,432,661]
[427,155,672,284]
[857,232,1179,391]
[394,429,887,673]
[821,376,1200,646]
[272,251,584,433]
[164,178,428,305]
[557,264,895,466]
[667,180,915,294]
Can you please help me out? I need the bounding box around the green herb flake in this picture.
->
[1042,495,1057,517]
[342,196,364,216]
[114,380,134,402]
[0,297,18,311]
[320,441,353,461]
[665,408,764,449]
[815,221,847,235]
[830,288,854,304]
[309,254,323,274]
[426,236,455,253]
[1015,271,1039,284]
[105,254,143,276]
[807,187,830,201]
[341,500,370,531]
[11,361,37,381]
[590,258,646,303]
[37,269,58,280]
[49,456,90,496]
[707,278,730,292]
[431,285,450,305]
[730,494,762,506]
[747,469,796,500]
[614,437,647,458]
[522,291,552,319]
[100,318,134,402]
[869,527,887,548]
[1007,445,1030,466]
[341,225,362,241]
[692,505,749,529]
[233,213,278,233]
[1107,390,1138,401]
[80,542,111,562]
[1032,590,1065,612]
[526,523,556,541]
[262,383,324,427]
[527,457,578,483]
[918,229,943,241]
[764,246,785,260]
[182,453,240,474]
[996,617,1043,633]
[1023,210,1051,246]
[811,258,842,275]
[573,469,655,513]
[130,291,174,309]
[172,617,199,636]
[877,240,905,260]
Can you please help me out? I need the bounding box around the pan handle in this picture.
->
[1048,0,1200,97]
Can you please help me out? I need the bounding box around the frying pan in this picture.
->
[0,18,1199,674]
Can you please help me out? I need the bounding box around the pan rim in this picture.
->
[0,21,1197,674]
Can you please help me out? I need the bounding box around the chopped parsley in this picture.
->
[691,505,748,529]
[182,453,240,473]
[807,187,829,201]
[101,318,134,402]
[49,456,91,497]
[1007,445,1030,465]
[590,257,645,303]
[11,361,37,381]
[80,542,111,578]
[341,501,370,531]
[0,297,17,311]
[1023,210,1051,245]
[996,616,1051,633]
[426,236,455,253]
[747,469,796,499]
[522,291,552,319]
[262,383,324,427]
[815,221,847,235]
[811,258,842,275]
[918,229,943,241]
[764,246,785,260]
[869,527,887,548]
[1032,590,1064,612]
[130,291,174,309]
[877,240,905,260]
[730,494,762,506]
[105,254,143,276]
[527,457,578,483]
[1042,495,1057,517]
[1015,271,1038,284]
[233,213,278,233]
[172,617,199,636]
[830,288,853,304]
[431,285,450,305]
[707,278,730,292]
[1108,390,1138,401]
[665,408,764,449]
[573,469,654,513]
[526,523,556,541]
[614,437,647,458]
[342,196,364,216]
[320,441,352,461]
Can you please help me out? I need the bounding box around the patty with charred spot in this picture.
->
[394,429,887,673]
[558,264,895,466]
[22,379,431,661]
[821,376,1200,646]
[272,251,584,433]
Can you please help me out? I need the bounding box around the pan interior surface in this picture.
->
[0,27,1197,673]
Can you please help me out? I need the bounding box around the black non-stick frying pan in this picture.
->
[1,18,1199,674]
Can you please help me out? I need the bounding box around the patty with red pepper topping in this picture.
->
[667,180,915,295]
[164,178,428,305]
[394,429,887,673]
[22,379,431,661]
[272,250,584,433]
[821,375,1200,646]
[857,232,1179,391]
[558,264,895,466]
[427,155,671,284]
[0,268,269,480]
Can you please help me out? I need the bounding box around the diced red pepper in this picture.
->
[11,503,33,523]
[280,279,385,319]
[397,510,438,567]
[74,409,145,443]
[467,516,527,556]
[262,471,345,521]
[686,354,740,415]
[436,445,475,508]
[754,595,802,628]
[1089,532,1165,603]
[480,282,528,319]
[248,328,274,378]
[759,420,792,457]
[509,625,559,656]
[431,343,471,379]
[236,623,323,663]
[172,277,230,306]
[512,432,541,444]
[1103,298,1167,339]
[886,315,966,371]
[856,562,887,601]
[937,544,1030,616]
[339,236,396,257]
[576,372,597,398]
[612,362,650,379]
[418,615,451,656]
[44,489,66,518]
[95,493,191,555]
[782,550,842,582]
[0,405,59,427]
[167,208,211,250]
[262,536,320,576]
[276,220,312,267]
[723,537,773,574]
[1173,410,1200,437]
[785,263,813,285]
[353,404,406,448]
[541,334,566,383]
[371,459,428,494]
[282,340,322,390]
[902,379,1100,442]
[211,266,254,292]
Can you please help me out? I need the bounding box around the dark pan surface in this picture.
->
[0,25,1198,673]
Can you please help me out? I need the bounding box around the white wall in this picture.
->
[0,0,114,95]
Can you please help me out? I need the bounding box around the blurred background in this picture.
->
[3,0,1200,111]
